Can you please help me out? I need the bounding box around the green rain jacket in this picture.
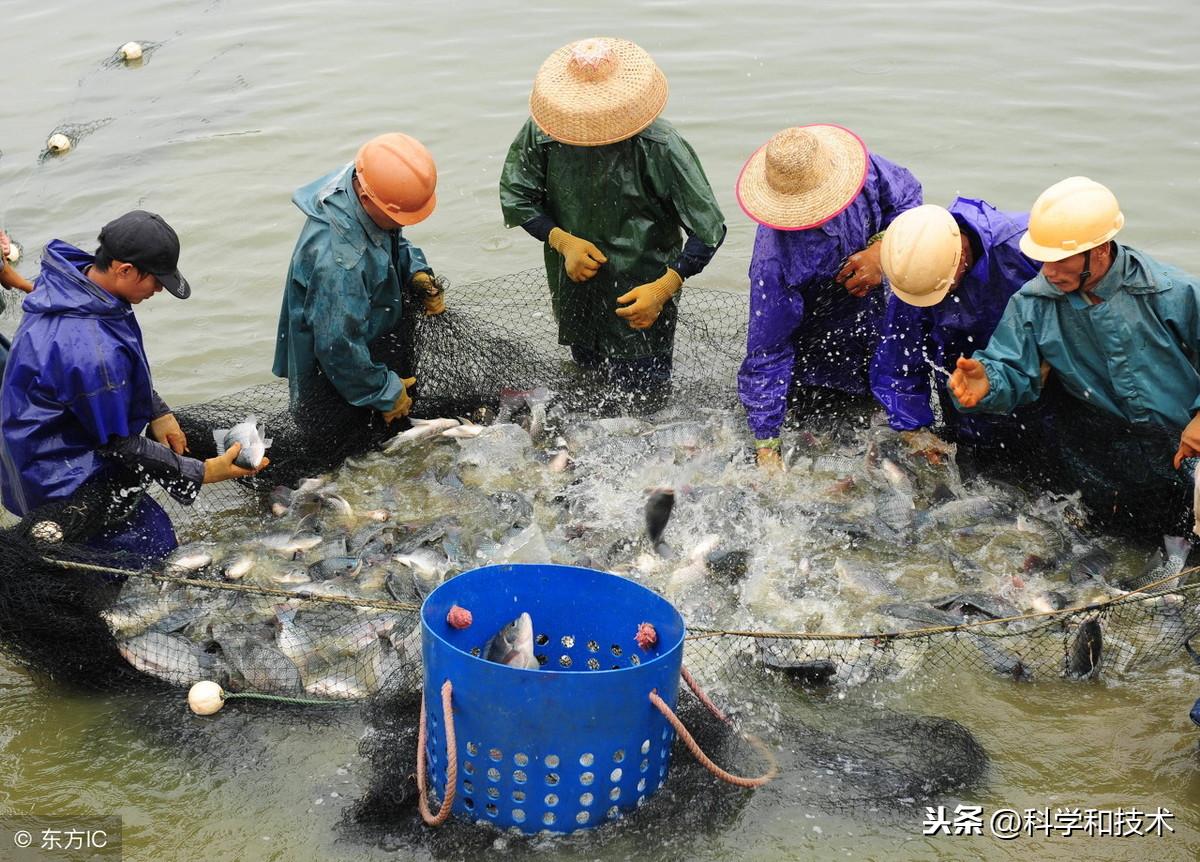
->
[956,243,1200,430]
[273,163,431,412]
[499,118,725,359]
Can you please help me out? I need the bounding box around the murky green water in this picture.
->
[3,0,1200,859]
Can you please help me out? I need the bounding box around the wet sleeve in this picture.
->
[499,120,551,231]
[306,254,402,412]
[520,215,557,243]
[101,434,204,504]
[957,297,1043,414]
[737,251,806,439]
[872,155,924,227]
[870,296,935,430]
[660,135,727,277]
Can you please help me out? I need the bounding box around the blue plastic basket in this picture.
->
[420,563,686,833]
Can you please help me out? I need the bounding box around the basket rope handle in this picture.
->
[648,665,778,789]
[416,679,458,826]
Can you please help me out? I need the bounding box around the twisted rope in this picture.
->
[416,680,458,826]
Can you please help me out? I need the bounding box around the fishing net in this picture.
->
[0,267,1197,829]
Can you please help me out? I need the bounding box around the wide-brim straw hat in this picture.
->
[736,124,868,230]
[529,37,668,147]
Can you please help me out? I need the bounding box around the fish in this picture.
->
[213,415,272,469]
[221,553,256,581]
[1068,547,1115,585]
[1066,616,1103,679]
[220,637,304,695]
[164,543,215,574]
[304,637,403,699]
[392,548,451,594]
[1117,535,1191,592]
[440,419,486,440]
[382,417,461,453]
[928,592,1022,621]
[308,556,363,580]
[705,548,751,583]
[118,631,224,686]
[757,650,838,687]
[482,612,539,669]
[645,488,675,555]
[255,531,323,556]
[966,633,1032,681]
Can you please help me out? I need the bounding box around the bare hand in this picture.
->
[835,243,884,297]
[1173,413,1200,469]
[0,230,9,259]
[947,356,989,408]
[203,442,269,483]
[756,447,783,471]
[149,412,188,455]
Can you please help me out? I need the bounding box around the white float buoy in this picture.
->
[46,133,71,154]
[30,520,64,545]
[119,41,144,61]
[4,241,20,265]
[188,681,226,716]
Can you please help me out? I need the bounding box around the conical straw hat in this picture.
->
[736,125,868,230]
[529,37,669,147]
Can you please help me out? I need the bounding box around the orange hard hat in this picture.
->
[354,133,437,226]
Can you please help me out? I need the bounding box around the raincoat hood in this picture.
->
[25,239,132,319]
[292,163,389,272]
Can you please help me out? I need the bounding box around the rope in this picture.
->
[416,679,457,826]
[221,691,359,708]
[647,665,778,789]
[39,556,420,612]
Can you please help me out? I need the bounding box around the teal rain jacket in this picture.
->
[955,243,1200,430]
[499,118,726,360]
[273,164,431,412]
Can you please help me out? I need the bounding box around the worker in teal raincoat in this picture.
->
[274,133,444,428]
[949,177,1200,533]
[499,37,725,391]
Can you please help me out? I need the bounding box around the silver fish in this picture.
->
[213,415,271,469]
[382,417,460,453]
[483,612,539,669]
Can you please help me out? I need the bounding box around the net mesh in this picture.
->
[0,268,1196,822]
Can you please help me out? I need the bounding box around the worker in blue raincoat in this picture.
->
[274,133,444,430]
[871,199,1042,451]
[499,38,726,394]
[949,177,1200,532]
[0,212,265,560]
[734,125,922,468]
[0,228,35,379]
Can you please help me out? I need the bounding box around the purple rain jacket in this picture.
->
[737,154,922,441]
[870,197,1040,441]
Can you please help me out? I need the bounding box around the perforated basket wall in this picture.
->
[420,564,685,833]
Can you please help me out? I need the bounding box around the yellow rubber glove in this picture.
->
[756,447,783,471]
[548,227,607,282]
[381,376,417,424]
[615,269,683,330]
[411,272,445,316]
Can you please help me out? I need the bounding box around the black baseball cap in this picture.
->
[97,210,191,299]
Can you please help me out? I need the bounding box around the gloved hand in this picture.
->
[204,442,269,483]
[412,272,445,316]
[615,269,683,330]
[900,427,954,466]
[835,241,884,298]
[149,412,188,455]
[1173,412,1200,469]
[753,441,782,475]
[948,356,990,408]
[548,227,607,282]
[381,376,418,424]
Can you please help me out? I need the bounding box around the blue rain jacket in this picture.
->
[954,243,1200,431]
[737,154,922,440]
[0,241,176,554]
[870,198,1040,441]
[273,164,431,412]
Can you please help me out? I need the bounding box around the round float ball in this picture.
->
[188,681,225,716]
[5,241,21,265]
[119,41,144,61]
[46,134,71,154]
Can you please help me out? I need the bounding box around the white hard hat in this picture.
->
[1019,176,1123,262]
[880,205,962,308]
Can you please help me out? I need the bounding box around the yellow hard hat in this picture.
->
[880,205,961,308]
[354,133,438,226]
[1019,176,1123,262]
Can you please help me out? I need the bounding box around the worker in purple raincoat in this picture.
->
[871,199,1041,449]
[0,212,265,562]
[734,125,922,468]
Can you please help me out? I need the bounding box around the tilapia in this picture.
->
[1117,535,1191,592]
[1066,617,1103,679]
[482,612,539,669]
[382,417,460,453]
[213,415,271,469]
[118,631,223,686]
[645,488,675,555]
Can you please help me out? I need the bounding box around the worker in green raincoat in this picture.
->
[499,37,726,391]
[274,133,444,433]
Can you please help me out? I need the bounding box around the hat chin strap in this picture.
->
[1077,248,1092,293]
